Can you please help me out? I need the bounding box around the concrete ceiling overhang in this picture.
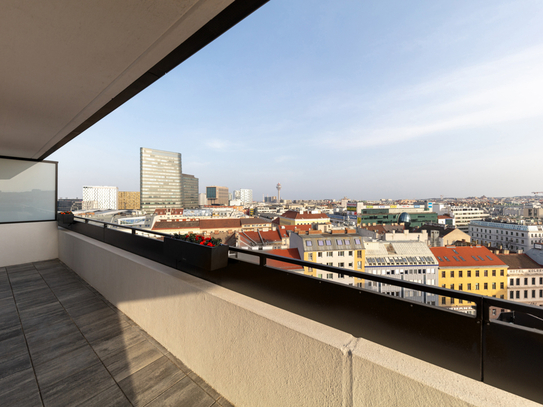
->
[0,0,269,161]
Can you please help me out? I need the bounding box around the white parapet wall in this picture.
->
[0,221,59,267]
[58,229,538,407]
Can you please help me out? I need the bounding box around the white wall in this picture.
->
[0,221,59,267]
[58,229,538,407]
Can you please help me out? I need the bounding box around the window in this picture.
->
[305,241,312,247]
[475,283,480,290]
[327,252,333,257]
[540,277,543,285]
[510,278,514,286]
[357,250,362,258]
[326,262,333,266]
[325,240,332,246]
[354,238,361,244]
[492,282,496,290]
[308,253,313,260]
[516,291,520,299]
[357,261,362,268]
[492,270,496,277]
[450,270,454,278]
[327,273,333,279]
[524,290,528,299]
[500,282,504,289]
[338,251,345,257]
[338,274,344,278]
[356,282,363,288]
[540,289,543,298]
[442,271,446,278]
[532,277,536,285]
[459,270,463,278]
[450,284,454,290]
[500,270,504,276]
[348,263,353,267]
[459,284,463,290]
[317,240,324,246]
[476,270,480,277]
[524,278,528,285]
[318,252,322,258]
[492,309,496,316]
[510,291,514,299]
[467,283,472,290]
[338,262,345,268]
[348,251,353,256]
[516,278,520,286]
[484,283,488,290]
[467,270,471,277]
[336,239,343,245]
[532,290,536,298]
[442,297,446,304]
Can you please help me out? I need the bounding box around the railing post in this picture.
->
[475,296,486,382]
[260,255,266,266]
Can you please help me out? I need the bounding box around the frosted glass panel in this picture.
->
[0,158,56,223]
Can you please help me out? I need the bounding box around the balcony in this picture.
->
[1,217,541,406]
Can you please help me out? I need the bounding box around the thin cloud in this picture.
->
[323,44,543,149]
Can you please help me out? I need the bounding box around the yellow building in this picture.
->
[118,191,140,209]
[290,230,364,284]
[276,210,331,226]
[431,246,508,317]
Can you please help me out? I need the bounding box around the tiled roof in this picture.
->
[280,211,329,220]
[241,230,283,244]
[267,249,302,270]
[438,215,452,219]
[240,217,272,225]
[496,254,543,270]
[152,220,198,230]
[430,246,507,268]
[199,219,241,229]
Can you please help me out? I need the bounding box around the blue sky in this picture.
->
[50,0,543,201]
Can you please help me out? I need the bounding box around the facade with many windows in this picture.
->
[140,148,182,214]
[469,220,543,253]
[363,241,439,305]
[497,253,543,307]
[290,231,365,286]
[82,186,118,210]
[431,246,508,317]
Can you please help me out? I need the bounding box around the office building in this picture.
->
[182,174,199,208]
[206,186,229,205]
[233,188,253,205]
[497,253,543,306]
[82,186,118,210]
[140,148,182,214]
[433,205,488,232]
[118,191,140,210]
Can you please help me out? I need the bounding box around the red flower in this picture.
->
[200,241,205,245]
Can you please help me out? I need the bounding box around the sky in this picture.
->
[49,0,543,201]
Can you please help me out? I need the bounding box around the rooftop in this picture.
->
[0,259,232,407]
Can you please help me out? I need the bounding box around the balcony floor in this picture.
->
[0,259,233,407]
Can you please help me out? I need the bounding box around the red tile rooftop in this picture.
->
[430,246,508,267]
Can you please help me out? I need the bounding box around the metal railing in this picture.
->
[59,216,543,404]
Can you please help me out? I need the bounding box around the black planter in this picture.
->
[163,237,228,271]
[58,213,75,226]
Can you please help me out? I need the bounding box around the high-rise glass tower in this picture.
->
[140,148,182,213]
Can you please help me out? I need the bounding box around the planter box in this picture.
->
[58,213,75,226]
[164,237,228,271]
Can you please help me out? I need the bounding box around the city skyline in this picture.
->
[49,1,543,200]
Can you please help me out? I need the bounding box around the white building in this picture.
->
[362,241,439,305]
[469,221,543,253]
[432,205,487,232]
[82,186,118,210]
[233,189,253,205]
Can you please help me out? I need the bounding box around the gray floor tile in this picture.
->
[33,259,62,270]
[188,371,222,401]
[10,280,49,295]
[41,361,116,407]
[90,325,146,360]
[0,365,36,396]
[79,313,131,342]
[19,301,65,322]
[6,263,35,273]
[15,291,58,311]
[34,343,101,390]
[69,303,118,326]
[0,308,21,330]
[102,338,163,382]
[0,378,42,407]
[77,384,131,407]
[216,395,236,407]
[118,356,185,407]
[27,322,88,367]
[146,375,215,407]
[0,351,32,380]
[21,307,72,334]
[164,352,191,374]
[0,332,27,362]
